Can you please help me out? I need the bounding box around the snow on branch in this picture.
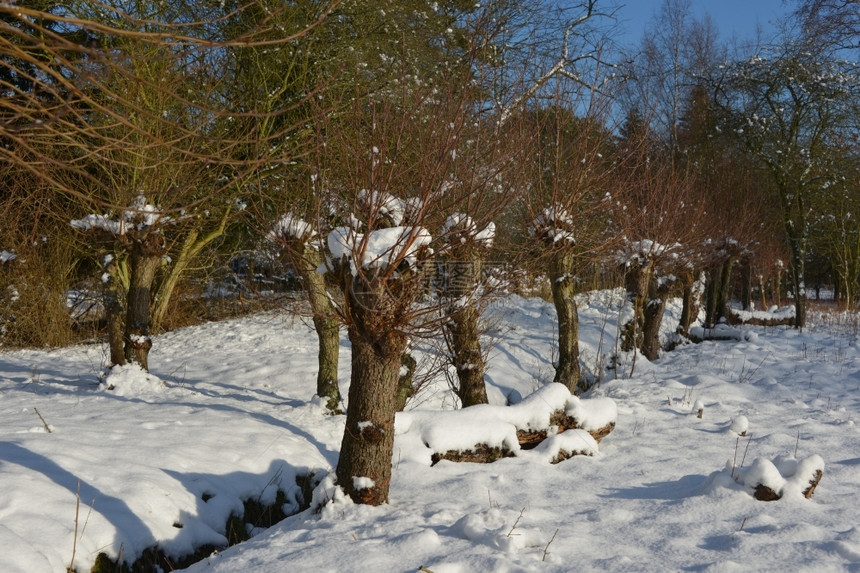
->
[356,189,424,227]
[616,239,681,266]
[70,195,171,236]
[326,225,432,276]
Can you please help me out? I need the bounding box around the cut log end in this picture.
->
[802,469,823,499]
[753,483,782,501]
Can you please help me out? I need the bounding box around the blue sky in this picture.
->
[613,0,791,47]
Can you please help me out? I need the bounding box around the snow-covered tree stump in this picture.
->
[734,455,824,501]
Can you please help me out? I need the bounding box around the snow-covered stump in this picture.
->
[736,455,825,501]
[708,454,825,501]
[397,384,616,466]
[515,406,615,448]
[431,445,515,465]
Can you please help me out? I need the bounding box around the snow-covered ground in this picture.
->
[1,292,859,572]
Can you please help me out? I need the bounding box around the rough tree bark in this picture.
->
[718,257,735,323]
[302,249,341,413]
[395,352,417,412]
[704,264,720,329]
[677,270,701,337]
[335,271,409,505]
[641,275,670,361]
[277,234,342,414]
[704,257,734,328]
[312,311,341,412]
[443,256,489,407]
[123,239,163,370]
[549,250,582,393]
[103,256,126,367]
[621,259,653,353]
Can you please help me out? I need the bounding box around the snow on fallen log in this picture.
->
[395,383,616,466]
[730,304,796,327]
[690,324,759,342]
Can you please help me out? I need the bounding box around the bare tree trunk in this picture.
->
[336,327,406,505]
[305,260,341,413]
[395,352,416,412]
[621,260,653,353]
[677,270,700,336]
[704,265,719,329]
[550,250,581,393]
[641,275,668,361]
[286,245,341,413]
[443,257,488,407]
[719,257,735,324]
[103,257,126,367]
[704,258,734,327]
[447,302,488,407]
[123,249,161,370]
[313,313,341,411]
[741,259,752,310]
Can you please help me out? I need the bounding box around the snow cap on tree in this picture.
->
[269,213,318,247]
[616,239,680,266]
[326,226,432,276]
[530,206,576,245]
[441,213,495,248]
[70,194,169,236]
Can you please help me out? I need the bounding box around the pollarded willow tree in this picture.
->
[311,94,458,505]
[709,39,860,327]
[482,0,626,395]
[251,0,504,413]
[438,212,496,407]
[268,209,343,412]
[297,46,533,502]
[523,106,618,394]
[612,153,704,363]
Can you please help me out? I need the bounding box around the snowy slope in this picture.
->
[0,294,858,572]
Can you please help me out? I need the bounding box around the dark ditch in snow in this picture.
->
[85,473,316,573]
